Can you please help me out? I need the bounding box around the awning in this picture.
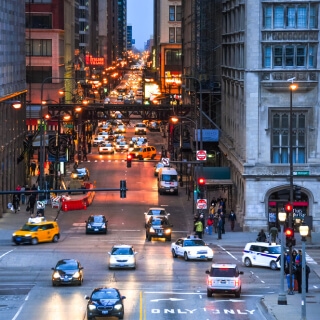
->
[194,167,233,186]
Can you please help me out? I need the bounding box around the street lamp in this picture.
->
[278,211,287,305]
[299,223,309,320]
[170,116,198,153]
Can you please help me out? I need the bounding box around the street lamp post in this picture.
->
[300,224,309,320]
[278,211,287,305]
[288,80,298,294]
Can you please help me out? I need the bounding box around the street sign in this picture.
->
[196,150,207,161]
[197,199,207,209]
[161,158,170,166]
[293,171,309,176]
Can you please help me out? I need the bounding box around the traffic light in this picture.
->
[126,154,132,168]
[285,227,296,247]
[294,186,302,200]
[120,180,127,198]
[197,177,206,199]
[284,203,293,214]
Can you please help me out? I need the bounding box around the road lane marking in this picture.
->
[0,249,14,259]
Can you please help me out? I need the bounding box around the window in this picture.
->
[169,6,175,21]
[263,4,317,29]
[169,5,181,21]
[176,27,182,43]
[169,27,175,43]
[26,39,52,56]
[271,111,306,164]
[26,66,52,83]
[165,49,182,66]
[26,13,52,29]
[263,44,316,68]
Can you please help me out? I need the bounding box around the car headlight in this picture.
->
[149,227,155,232]
[114,304,123,311]
[73,271,80,278]
[165,229,171,234]
[87,224,92,229]
[101,223,106,228]
[109,256,117,263]
[53,271,60,279]
[12,233,16,236]
[88,304,97,311]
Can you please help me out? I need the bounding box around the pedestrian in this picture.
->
[217,215,223,239]
[210,197,217,207]
[30,161,36,176]
[15,185,21,201]
[199,214,205,235]
[228,209,237,231]
[305,264,310,293]
[269,225,278,243]
[25,184,30,204]
[12,194,20,213]
[257,229,267,242]
[220,211,226,234]
[206,215,214,235]
[213,212,219,233]
[27,194,36,216]
[83,148,88,161]
[285,254,296,293]
[31,184,37,198]
[87,140,92,154]
[194,218,203,239]
[20,185,26,205]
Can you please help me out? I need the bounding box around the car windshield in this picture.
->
[210,268,237,277]
[56,261,78,270]
[162,174,177,182]
[111,247,134,255]
[21,224,39,231]
[92,289,120,301]
[90,216,105,223]
[184,239,206,247]
[151,219,166,226]
[149,209,166,215]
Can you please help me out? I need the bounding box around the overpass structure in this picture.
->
[46,102,192,122]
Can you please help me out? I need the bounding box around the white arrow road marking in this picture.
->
[150,298,185,302]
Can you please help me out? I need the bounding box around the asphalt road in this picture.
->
[1,126,320,320]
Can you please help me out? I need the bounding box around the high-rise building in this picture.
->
[0,0,27,216]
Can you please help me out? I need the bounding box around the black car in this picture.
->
[85,287,126,320]
[51,259,84,286]
[145,216,173,241]
[85,215,108,234]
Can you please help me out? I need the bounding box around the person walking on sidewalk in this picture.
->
[194,218,204,239]
[269,225,278,243]
[206,215,214,235]
[228,209,237,231]
[217,215,223,239]
[27,194,36,216]
[12,194,20,213]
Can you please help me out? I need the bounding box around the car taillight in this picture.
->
[207,277,212,286]
[235,278,240,286]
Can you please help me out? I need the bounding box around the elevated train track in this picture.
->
[47,103,191,121]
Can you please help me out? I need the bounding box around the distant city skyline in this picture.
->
[127,0,153,51]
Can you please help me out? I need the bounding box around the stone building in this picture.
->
[220,0,320,231]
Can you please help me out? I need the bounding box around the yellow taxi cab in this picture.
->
[130,146,157,160]
[12,218,60,245]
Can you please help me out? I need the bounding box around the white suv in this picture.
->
[242,242,281,270]
[205,263,243,298]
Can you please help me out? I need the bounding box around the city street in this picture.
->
[1,127,320,320]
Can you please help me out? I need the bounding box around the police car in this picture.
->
[171,235,214,261]
[242,242,281,270]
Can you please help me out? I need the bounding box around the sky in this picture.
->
[127,0,154,51]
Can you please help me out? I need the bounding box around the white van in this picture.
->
[158,167,178,195]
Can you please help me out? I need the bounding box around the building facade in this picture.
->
[220,0,320,232]
[154,0,182,95]
[0,0,27,216]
